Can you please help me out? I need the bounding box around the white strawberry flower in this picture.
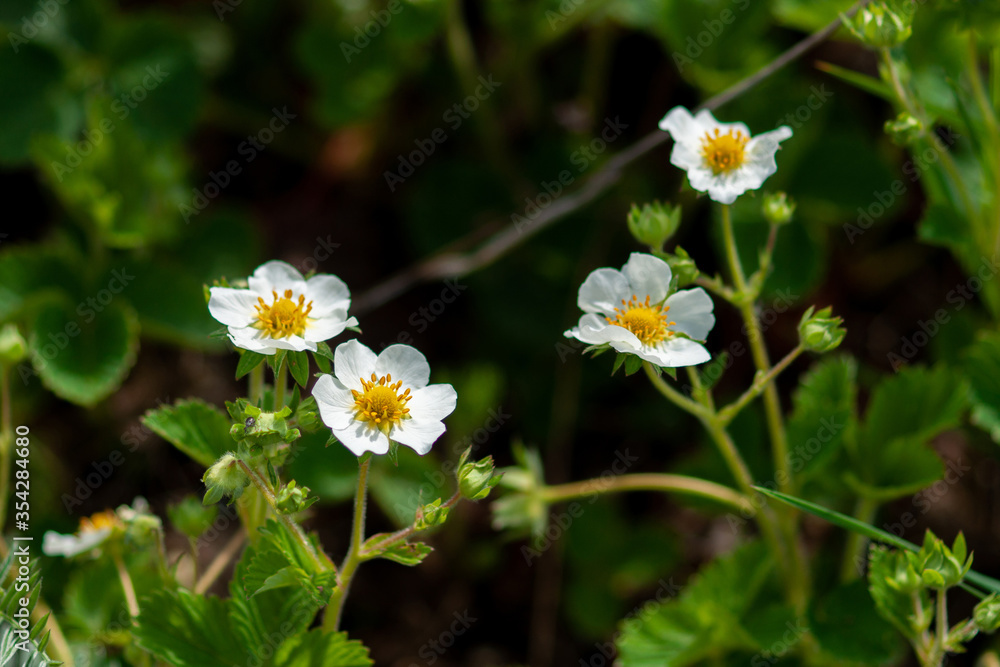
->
[659,106,792,205]
[313,340,457,456]
[208,260,358,355]
[565,253,715,368]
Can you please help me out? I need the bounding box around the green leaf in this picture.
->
[0,42,69,164]
[0,245,81,320]
[236,350,267,380]
[616,542,772,666]
[809,580,899,663]
[273,629,372,667]
[868,545,932,640]
[134,589,248,667]
[28,298,139,406]
[243,520,332,604]
[853,365,968,498]
[373,541,432,566]
[624,355,643,376]
[785,355,857,479]
[287,349,310,388]
[961,332,1000,444]
[142,399,232,467]
[754,487,1000,597]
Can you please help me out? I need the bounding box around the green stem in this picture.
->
[642,362,710,421]
[966,32,1000,260]
[274,362,287,411]
[718,346,804,426]
[249,364,264,405]
[935,588,948,666]
[841,496,878,582]
[540,473,751,513]
[112,550,140,619]
[360,491,463,557]
[237,460,330,572]
[720,205,792,495]
[0,366,11,534]
[324,456,371,632]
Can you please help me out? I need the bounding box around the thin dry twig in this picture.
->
[354,1,869,315]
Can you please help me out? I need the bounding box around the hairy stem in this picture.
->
[540,473,751,513]
[324,456,371,632]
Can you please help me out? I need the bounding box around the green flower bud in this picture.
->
[845,1,912,49]
[458,455,502,501]
[762,192,795,226]
[664,246,700,288]
[168,496,219,539]
[203,453,249,504]
[798,306,847,353]
[0,324,27,367]
[974,595,1000,633]
[274,480,316,514]
[884,112,923,146]
[414,499,451,530]
[627,201,682,251]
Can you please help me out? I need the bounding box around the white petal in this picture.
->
[390,418,446,455]
[313,374,357,430]
[621,253,672,304]
[666,288,715,341]
[248,260,307,297]
[303,312,358,343]
[648,337,711,367]
[263,333,315,353]
[695,109,750,141]
[208,288,259,327]
[334,339,377,390]
[659,106,699,142]
[375,344,430,389]
[228,328,279,355]
[42,529,109,557]
[577,268,629,315]
[669,140,703,172]
[705,172,750,205]
[334,422,390,456]
[305,274,352,316]
[407,383,457,422]
[685,166,718,194]
[566,313,641,347]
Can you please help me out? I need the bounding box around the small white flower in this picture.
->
[208,260,358,355]
[42,509,120,558]
[313,340,457,456]
[565,253,715,368]
[659,106,792,205]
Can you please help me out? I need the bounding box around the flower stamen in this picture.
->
[701,127,749,175]
[79,510,119,534]
[351,372,412,434]
[254,289,314,339]
[606,294,676,345]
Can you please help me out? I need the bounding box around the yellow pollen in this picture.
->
[79,510,118,534]
[351,372,412,434]
[606,294,676,345]
[254,289,314,339]
[701,127,749,175]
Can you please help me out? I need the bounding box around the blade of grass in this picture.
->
[754,486,1000,597]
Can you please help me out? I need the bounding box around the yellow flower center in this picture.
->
[606,294,676,345]
[352,373,412,434]
[701,127,749,175]
[254,289,313,339]
[79,510,118,534]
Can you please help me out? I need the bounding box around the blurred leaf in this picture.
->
[852,365,968,498]
[134,589,248,666]
[27,297,139,406]
[370,446,449,526]
[0,244,81,320]
[960,332,1000,443]
[287,430,359,502]
[809,580,900,663]
[786,356,857,479]
[375,541,432,566]
[142,398,232,467]
[616,542,771,666]
[0,42,69,164]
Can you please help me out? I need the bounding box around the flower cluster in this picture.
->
[208,260,456,457]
